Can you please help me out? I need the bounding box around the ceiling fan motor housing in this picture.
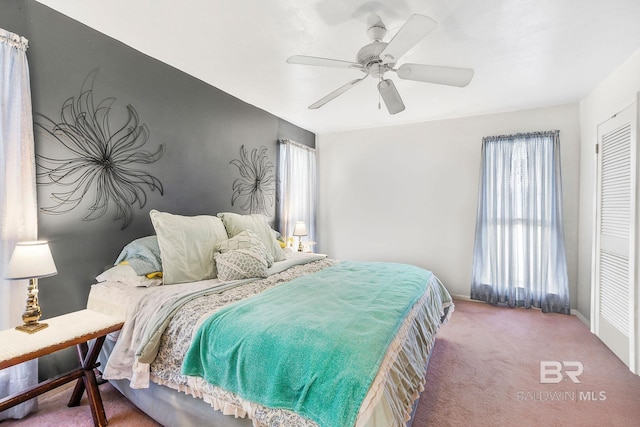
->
[356,42,394,76]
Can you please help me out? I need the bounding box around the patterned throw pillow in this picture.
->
[214,249,269,281]
[214,229,274,267]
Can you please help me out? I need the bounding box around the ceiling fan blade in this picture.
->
[379,14,437,64]
[287,55,364,70]
[309,75,368,109]
[397,63,474,87]
[377,79,405,114]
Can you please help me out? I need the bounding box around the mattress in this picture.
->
[88,256,452,426]
[87,252,328,320]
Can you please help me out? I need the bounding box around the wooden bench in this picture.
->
[0,309,124,426]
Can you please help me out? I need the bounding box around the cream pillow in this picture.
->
[217,213,286,262]
[150,210,228,285]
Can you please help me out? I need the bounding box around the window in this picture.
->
[470,131,570,313]
[276,140,317,251]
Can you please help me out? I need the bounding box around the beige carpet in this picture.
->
[3,299,640,426]
[416,299,640,426]
[1,380,158,427]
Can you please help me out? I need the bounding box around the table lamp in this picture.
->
[293,221,308,252]
[5,241,58,333]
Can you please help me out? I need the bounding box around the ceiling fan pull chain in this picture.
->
[378,72,382,109]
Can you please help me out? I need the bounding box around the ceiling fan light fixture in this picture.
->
[378,79,405,115]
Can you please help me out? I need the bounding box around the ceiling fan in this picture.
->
[287,13,474,114]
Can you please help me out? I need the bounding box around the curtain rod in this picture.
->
[483,130,559,142]
[278,139,316,152]
[0,29,29,51]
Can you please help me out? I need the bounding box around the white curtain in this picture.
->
[0,28,39,419]
[277,140,317,250]
[470,131,570,314]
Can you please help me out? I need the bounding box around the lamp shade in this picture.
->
[293,221,308,237]
[6,241,58,280]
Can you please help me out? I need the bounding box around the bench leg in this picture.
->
[68,337,108,426]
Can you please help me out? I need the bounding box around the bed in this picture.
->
[86,210,453,427]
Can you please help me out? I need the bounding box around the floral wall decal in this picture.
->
[230,145,275,215]
[35,71,164,229]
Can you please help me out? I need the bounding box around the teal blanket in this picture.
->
[181,261,433,427]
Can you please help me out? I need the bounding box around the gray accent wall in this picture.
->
[1,0,314,377]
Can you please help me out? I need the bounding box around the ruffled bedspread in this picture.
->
[105,259,452,427]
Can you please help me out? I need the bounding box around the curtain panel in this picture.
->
[0,28,39,419]
[470,131,570,314]
[277,140,317,251]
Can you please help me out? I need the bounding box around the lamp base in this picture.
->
[15,322,48,334]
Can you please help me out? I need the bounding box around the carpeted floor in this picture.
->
[0,380,158,427]
[417,299,640,426]
[3,298,640,426]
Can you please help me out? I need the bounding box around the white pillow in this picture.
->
[96,264,162,287]
[267,252,328,276]
[214,249,269,281]
[150,210,229,285]
[217,213,286,263]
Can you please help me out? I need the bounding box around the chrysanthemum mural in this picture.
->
[35,71,164,229]
[230,145,275,215]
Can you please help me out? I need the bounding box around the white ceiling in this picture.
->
[34,0,640,134]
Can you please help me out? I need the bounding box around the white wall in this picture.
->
[578,47,640,321]
[318,104,580,301]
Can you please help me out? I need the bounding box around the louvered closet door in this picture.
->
[594,102,637,373]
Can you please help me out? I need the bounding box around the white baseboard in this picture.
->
[571,309,590,328]
[450,293,473,301]
[452,294,592,328]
